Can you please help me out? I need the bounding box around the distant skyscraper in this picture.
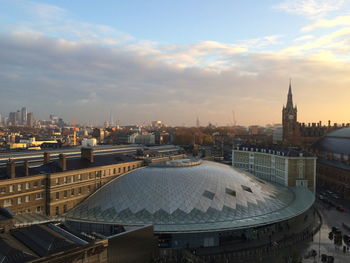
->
[27,112,34,127]
[21,107,27,125]
[16,110,21,125]
[8,112,16,125]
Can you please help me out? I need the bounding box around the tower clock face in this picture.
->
[288,114,294,120]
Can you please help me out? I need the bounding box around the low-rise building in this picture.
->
[232,145,316,193]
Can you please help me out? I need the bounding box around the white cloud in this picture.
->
[1,32,350,126]
[301,15,350,31]
[274,0,345,18]
[294,35,315,41]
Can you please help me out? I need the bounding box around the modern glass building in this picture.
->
[65,159,315,248]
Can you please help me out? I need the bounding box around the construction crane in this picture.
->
[232,110,237,127]
[72,116,77,146]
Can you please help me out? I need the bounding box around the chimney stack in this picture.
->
[58,154,67,171]
[81,147,94,163]
[24,160,29,176]
[44,152,50,164]
[7,159,16,179]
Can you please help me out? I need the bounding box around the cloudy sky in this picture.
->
[1,0,350,126]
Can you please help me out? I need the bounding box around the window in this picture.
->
[113,168,117,174]
[55,206,59,216]
[55,178,59,185]
[33,181,38,188]
[225,188,236,197]
[77,174,82,181]
[4,199,12,207]
[56,192,60,200]
[36,206,42,212]
[9,185,13,193]
[17,184,22,191]
[64,191,67,198]
[25,182,30,190]
[241,185,253,193]
[202,190,215,200]
[0,187,5,194]
[118,167,121,173]
[64,177,67,183]
[18,197,22,204]
[36,193,42,200]
[41,179,45,186]
[78,187,82,195]
[71,189,75,196]
[87,185,91,192]
[63,204,67,213]
[72,175,76,182]
[25,196,30,202]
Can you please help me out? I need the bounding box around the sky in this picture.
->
[1,0,350,126]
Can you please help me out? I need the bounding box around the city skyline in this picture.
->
[1,0,350,126]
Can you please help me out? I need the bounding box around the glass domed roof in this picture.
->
[66,160,314,233]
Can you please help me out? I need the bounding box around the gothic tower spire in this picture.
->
[286,78,293,109]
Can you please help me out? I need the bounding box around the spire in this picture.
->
[288,78,292,95]
[286,79,293,109]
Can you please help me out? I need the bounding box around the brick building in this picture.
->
[281,81,347,147]
[311,127,350,200]
[0,148,144,216]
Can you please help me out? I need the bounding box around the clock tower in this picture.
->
[282,80,298,143]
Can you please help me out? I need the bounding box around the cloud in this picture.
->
[1,1,350,126]
[274,0,345,18]
[294,35,315,41]
[301,15,350,31]
[1,32,350,126]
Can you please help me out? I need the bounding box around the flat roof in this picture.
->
[0,153,139,180]
[234,144,314,157]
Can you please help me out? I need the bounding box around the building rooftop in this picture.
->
[318,158,350,172]
[312,128,350,155]
[0,153,138,180]
[234,145,314,157]
[0,223,86,262]
[66,160,315,233]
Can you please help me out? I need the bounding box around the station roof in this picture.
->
[67,160,314,233]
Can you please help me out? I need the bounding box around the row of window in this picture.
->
[16,206,43,214]
[3,193,43,207]
[52,163,141,186]
[0,180,45,195]
[55,186,86,200]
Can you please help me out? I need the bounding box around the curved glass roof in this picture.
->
[313,128,350,154]
[327,127,350,138]
[66,160,314,233]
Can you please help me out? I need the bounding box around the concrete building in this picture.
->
[27,112,34,127]
[128,133,156,145]
[21,107,27,125]
[232,145,316,193]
